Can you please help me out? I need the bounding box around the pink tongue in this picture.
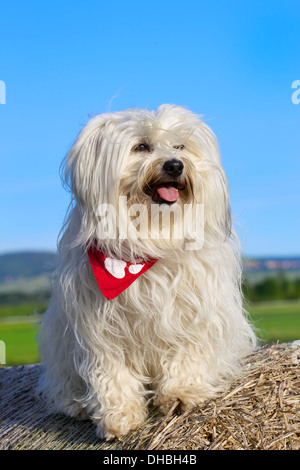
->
[157,186,179,202]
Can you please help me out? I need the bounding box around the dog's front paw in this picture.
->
[155,396,201,416]
[155,388,206,416]
[154,395,180,415]
[95,407,147,441]
[96,422,118,442]
[59,399,90,421]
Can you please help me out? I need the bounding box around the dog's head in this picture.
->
[62,105,231,258]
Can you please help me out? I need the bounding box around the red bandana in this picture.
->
[88,248,158,300]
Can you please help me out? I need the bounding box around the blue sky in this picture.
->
[0,0,299,256]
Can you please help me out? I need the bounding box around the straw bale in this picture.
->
[0,341,299,450]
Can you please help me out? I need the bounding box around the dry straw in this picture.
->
[0,341,299,450]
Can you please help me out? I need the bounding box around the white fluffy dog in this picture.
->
[38,104,256,440]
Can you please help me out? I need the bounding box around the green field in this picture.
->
[0,321,40,365]
[0,301,45,365]
[247,300,300,344]
[0,301,46,318]
[0,300,300,366]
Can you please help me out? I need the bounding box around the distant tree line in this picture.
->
[0,290,50,306]
[0,273,300,306]
[243,273,300,302]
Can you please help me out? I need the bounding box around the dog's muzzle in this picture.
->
[143,159,187,205]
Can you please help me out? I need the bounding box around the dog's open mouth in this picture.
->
[144,181,187,205]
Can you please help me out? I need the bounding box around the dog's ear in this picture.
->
[60,115,105,206]
[60,115,111,207]
[203,166,232,241]
[193,122,232,242]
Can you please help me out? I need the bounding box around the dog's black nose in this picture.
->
[162,159,184,178]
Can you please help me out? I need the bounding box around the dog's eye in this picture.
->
[173,144,185,150]
[133,143,151,152]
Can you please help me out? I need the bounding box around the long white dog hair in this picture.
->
[38,104,256,440]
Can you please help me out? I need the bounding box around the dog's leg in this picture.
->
[90,363,148,441]
[154,347,215,415]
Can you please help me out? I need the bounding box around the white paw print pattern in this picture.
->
[104,257,144,279]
